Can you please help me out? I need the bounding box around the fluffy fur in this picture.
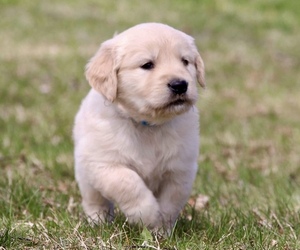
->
[73,23,205,232]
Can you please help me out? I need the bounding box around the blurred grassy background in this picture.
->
[0,0,300,249]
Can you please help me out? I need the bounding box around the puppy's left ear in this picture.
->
[195,53,206,88]
[85,40,118,102]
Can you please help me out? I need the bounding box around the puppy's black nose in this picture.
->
[168,79,188,94]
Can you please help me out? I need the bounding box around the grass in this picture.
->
[1,0,300,249]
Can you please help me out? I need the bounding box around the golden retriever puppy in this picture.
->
[73,23,205,232]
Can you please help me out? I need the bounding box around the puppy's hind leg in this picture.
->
[78,180,114,224]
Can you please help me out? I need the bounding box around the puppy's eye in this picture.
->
[141,61,154,70]
[182,58,189,66]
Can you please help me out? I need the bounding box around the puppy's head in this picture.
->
[86,23,205,124]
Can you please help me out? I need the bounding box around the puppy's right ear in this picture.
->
[85,41,118,102]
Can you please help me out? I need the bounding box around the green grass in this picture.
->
[1,0,300,249]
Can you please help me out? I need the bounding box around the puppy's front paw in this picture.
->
[124,195,163,229]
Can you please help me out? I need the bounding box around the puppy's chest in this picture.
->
[125,128,180,176]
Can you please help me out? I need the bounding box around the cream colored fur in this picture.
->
[73,23,205,232]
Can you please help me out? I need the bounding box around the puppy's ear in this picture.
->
[85,41,118,102]
[195,53,206,88]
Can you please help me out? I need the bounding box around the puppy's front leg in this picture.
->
[157,168,196,231]
[89,166,162,229]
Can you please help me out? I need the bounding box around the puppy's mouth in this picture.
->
[165,96,193,108]
[168,99,186,106]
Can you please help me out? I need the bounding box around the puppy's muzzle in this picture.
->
[168,79,188,95]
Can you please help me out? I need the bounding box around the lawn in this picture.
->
[1,0,300,249]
